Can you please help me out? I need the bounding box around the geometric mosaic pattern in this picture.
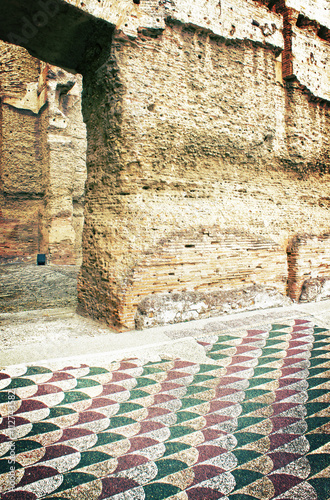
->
[1,319,330,499]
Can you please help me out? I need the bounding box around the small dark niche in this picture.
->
[37,254,46,265]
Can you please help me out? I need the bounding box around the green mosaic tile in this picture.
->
[110,416,137,428]
[305,402,330,416]
[306,416,330,432]
[26,422,61,436]
[309,478,330,500]
[4,439,42,455]
[314,328,329,334]
[253,367,278,377]
[233,449,262,466]
[198,364,222,374]
[0,459,23,473]
[306,434,330,452]
[25,366,52,376]
[231,469,264,489]
[234,433,265,448]
[208,352,231,360]
[83,367,110,376]
[47,407,76,418]
[192,374,217,384]
[247,378,275,389]
[155,458,188,479]
[6,378,35,389]
[117,402,144,415]
[75,379,101,389]
[135,378,158,388]
[142,366,164,375]
[169,425,194,439]
[129,389,150,399]
[55,472,96,492]
[185,385,212,396]
[76,450,111,468]
[144,482,181,499]
[307,389,329,400]
[308,453,330,476]
[61,391,91,404]
[240,402,268,415]
[236,417,265,432]
[163,442,191,457]
[96,432,125,446]
[0,392,20,403]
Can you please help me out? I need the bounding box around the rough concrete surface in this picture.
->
[1,300,330,368]
[136,285,293,329]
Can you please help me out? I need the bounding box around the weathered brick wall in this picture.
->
[0,42,87,265]
[120,229,288,327]
[0,42,47,263]
[288,234,330,300]
[78,18,330,329]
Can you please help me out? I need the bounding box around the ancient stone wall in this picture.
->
[0,42,48,263]
[288,233,330,300]
[0,41,87,265]
[1,0,330,328]
[78,6,330,329]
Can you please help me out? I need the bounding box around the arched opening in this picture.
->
[0,1,114,313]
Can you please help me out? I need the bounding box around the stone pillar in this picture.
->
[45,67,87,265]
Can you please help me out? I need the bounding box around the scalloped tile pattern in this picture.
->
[1,320,330,499]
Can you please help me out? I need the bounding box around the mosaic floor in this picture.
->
[1,319,330,499]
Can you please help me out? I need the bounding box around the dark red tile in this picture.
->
[205,414,231,427]
[129,436,158,452]
[15,400,48,414]
[269,433,299,451]
[269,452,300,471]
[42,444,78,461]
[147,407,172,418]
[100,477,139,498]
[100,384,127,396]
[16,466,58,487]
[187,486,225,499]
[202,428,226,441]
[90,398,118,410]
[166,371,193,381]
[48,372,75,382]
[58,427,94,442]
[0,416,30,430]
[271,416,300,432]
[269,473,302,496]
[278,378,302,388]
[2,492,36,500]
[111,372,133,382]
[138,421,165,434]
[271,403,299,416]
[115,454,148,472]
[196,445,226,462]
[191,464,225,485]
[32,384,62,396]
